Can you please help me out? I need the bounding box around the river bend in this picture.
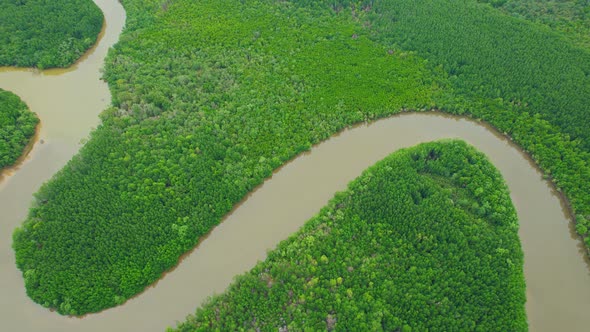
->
[0,1,588,331]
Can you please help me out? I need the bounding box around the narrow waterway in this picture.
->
[0,1,589,331]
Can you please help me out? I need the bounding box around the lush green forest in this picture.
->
[11,0,590,316]
[338,0,590,249]
[13,0,441,315]
[0,0,103,68]
[171,141,527,332]
[357,0,590,148]
[0,89,38,169]
[479,0,590,47]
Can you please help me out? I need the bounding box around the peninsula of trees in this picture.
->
[172,141,527,331]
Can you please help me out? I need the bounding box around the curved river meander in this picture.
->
[1,1,590,331]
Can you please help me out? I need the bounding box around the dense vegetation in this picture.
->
[0,0,103,68]
[13,0,440,315]
[336,0,590,249]
[0,89,38,169]
[11,0,590,315]
[479,0,590,47]
[172,141,527,331]
[358,0,590,149]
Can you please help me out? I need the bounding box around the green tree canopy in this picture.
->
[0,89,38,169]
[172,141,527,332]
[0,0,103,68]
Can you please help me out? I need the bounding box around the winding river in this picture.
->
[1,1,589,331]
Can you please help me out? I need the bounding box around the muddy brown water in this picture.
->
[1,1,589,331]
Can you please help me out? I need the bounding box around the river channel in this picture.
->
[0,1,589,331]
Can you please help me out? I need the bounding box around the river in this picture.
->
[0,1,589,331]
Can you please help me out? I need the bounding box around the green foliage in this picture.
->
[318,0,590,150]
[13,0,440,315]
[478,0,590,47]
[0,0,103,68]
[11,0,590,317]
[304,0,590,268]
[172,141,527,332]
[0,89,38,169]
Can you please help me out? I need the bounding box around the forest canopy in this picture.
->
[0,89,38,169]
[11,0,590,316]
[172,141,527,332]
[0,0,103,68]
[478,0,590,47]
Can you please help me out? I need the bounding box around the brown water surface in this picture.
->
[0,1,589,331]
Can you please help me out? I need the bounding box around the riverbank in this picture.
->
[0,89,39,171]
[0,122,41,183]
